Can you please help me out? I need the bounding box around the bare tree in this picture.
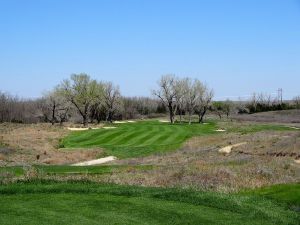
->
[223,99,234,118]
[195,85,214,123]
[0,91,39,123]
[41,88,72,125]
[153,75,178,123]
[212,101,224,120]
[293,96,300,109]
[184,79,205,124]
[175,78,188,123]
[58,74,101,127]
[103,82,121,123]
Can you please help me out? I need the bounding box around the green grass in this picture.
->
[61,121,217,158]
[0,166,24,177]
[0,181,298,225]
[35,165,152,175]
[0,165,153,177]
[245,183,300,209]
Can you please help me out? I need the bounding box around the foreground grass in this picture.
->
[245,183,300,209]
[61,121,217,158]
[0,181,298,225]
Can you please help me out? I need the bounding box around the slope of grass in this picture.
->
[0,181,298,225]
[0,166,24,177]
[245,183,300,209]
[0,165,153,177]
[61,121,217,158]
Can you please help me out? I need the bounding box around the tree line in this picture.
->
[40,74,166,126]
[240,93,300,114]
[0,74,165,125]
[1,74,300,125]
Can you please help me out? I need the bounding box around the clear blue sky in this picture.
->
[0,0,299,100]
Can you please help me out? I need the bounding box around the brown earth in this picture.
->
[106,130,300,191]
[0,123,103,166]
[232,109,300,125]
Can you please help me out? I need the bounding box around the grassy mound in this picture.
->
[0,181,298,225]
[245,183,300,210]
[61,121,217,158]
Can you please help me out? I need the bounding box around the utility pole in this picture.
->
[277,88,283,104]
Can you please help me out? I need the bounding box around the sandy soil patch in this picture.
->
[68,128,89,131]
[287,126,300,130]
[127,121,136,123]
[114,121,127,124]
[295,159,300,164]
[103,127,117,129]
[67,127,102,131]
[219,142,247,154]
[72,156,117,166]
[159,120,169,123]
[216,129,226,132]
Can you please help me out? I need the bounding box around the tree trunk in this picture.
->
[198,108,207,123]
[83,114,88,127]
[168,104,174,124]
[51,104,56,125]
[169,111,174,123]
[179,111,182,123]
[218,113,222,120]
[108,111,113,123]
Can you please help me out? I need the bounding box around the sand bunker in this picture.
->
[159,120,169,123]
[72,156,117,166]
[114,121,127,124]
[68,128,89,131]
[288,126,300,130]
[127,120,136,123]
[219,142,247,154]
[68,127,101,131]
[103,127,117,129]
[216,129,226,132]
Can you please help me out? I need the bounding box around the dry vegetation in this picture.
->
[232,109,300,124]
[0,111,299,192]
[104,130,300,192]
[0,123,103,166]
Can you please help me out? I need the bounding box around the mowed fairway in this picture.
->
[0,182,299,225]
[62,121,217,158]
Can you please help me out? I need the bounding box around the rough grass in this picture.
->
[245,183,300,208]
[227,124,297,134]
[0,165,153,177]
[61,121,217,158]
[0,181,298,225]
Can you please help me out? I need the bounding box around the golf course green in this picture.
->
[61,121,217,158]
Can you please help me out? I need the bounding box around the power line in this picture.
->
[277,88,283,104]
